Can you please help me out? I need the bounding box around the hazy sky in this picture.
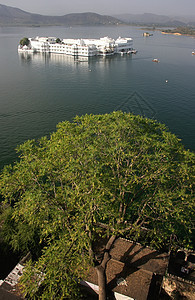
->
[1,0,195,16]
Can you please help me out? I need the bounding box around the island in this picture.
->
[18,36,136,57]
[162,26,195,37]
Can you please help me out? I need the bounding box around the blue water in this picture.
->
[0,26,195,169]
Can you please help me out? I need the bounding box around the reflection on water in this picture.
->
[18,52,90,65]
[18,51,133,67]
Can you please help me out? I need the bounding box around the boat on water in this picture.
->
[128,49,137,54]
[121,49,137,55]
[152,58,160,63]
[192,51,195,55]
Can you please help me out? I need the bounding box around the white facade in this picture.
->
[115,37,133,53]
[18,36,133,57]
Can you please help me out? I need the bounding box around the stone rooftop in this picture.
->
[86,237,169,300]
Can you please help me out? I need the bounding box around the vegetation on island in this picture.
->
[19,37,30,46]
[56,38,61,44]
[162,26,195,36]
[0,112,194,300]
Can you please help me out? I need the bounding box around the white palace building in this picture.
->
[18,36,134,57]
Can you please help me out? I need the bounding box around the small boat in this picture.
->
[152,58,160,63]
[192,51,195,55]
[128,49,137,54]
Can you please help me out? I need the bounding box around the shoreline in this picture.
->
[161,31,195,38]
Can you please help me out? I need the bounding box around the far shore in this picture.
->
[162,31,181,35]
[161,30,195,38]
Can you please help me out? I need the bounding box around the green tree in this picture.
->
[0,112,194,300]
[56,38,61,43]
[19,37,30,46]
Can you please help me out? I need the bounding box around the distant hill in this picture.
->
[0,4,122,26]
[113,12,195,27]
[1,4,195,28]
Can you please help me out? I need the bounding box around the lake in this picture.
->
[0,25,195,170]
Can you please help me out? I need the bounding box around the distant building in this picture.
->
[18,36,134,57]
[143,32,153,37]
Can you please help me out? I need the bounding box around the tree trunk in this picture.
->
[95,235,116,300]
[96,264,107,300]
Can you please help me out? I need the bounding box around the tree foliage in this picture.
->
[0,112,194,299]
[56,38,61,43]
[19,37,30,46]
